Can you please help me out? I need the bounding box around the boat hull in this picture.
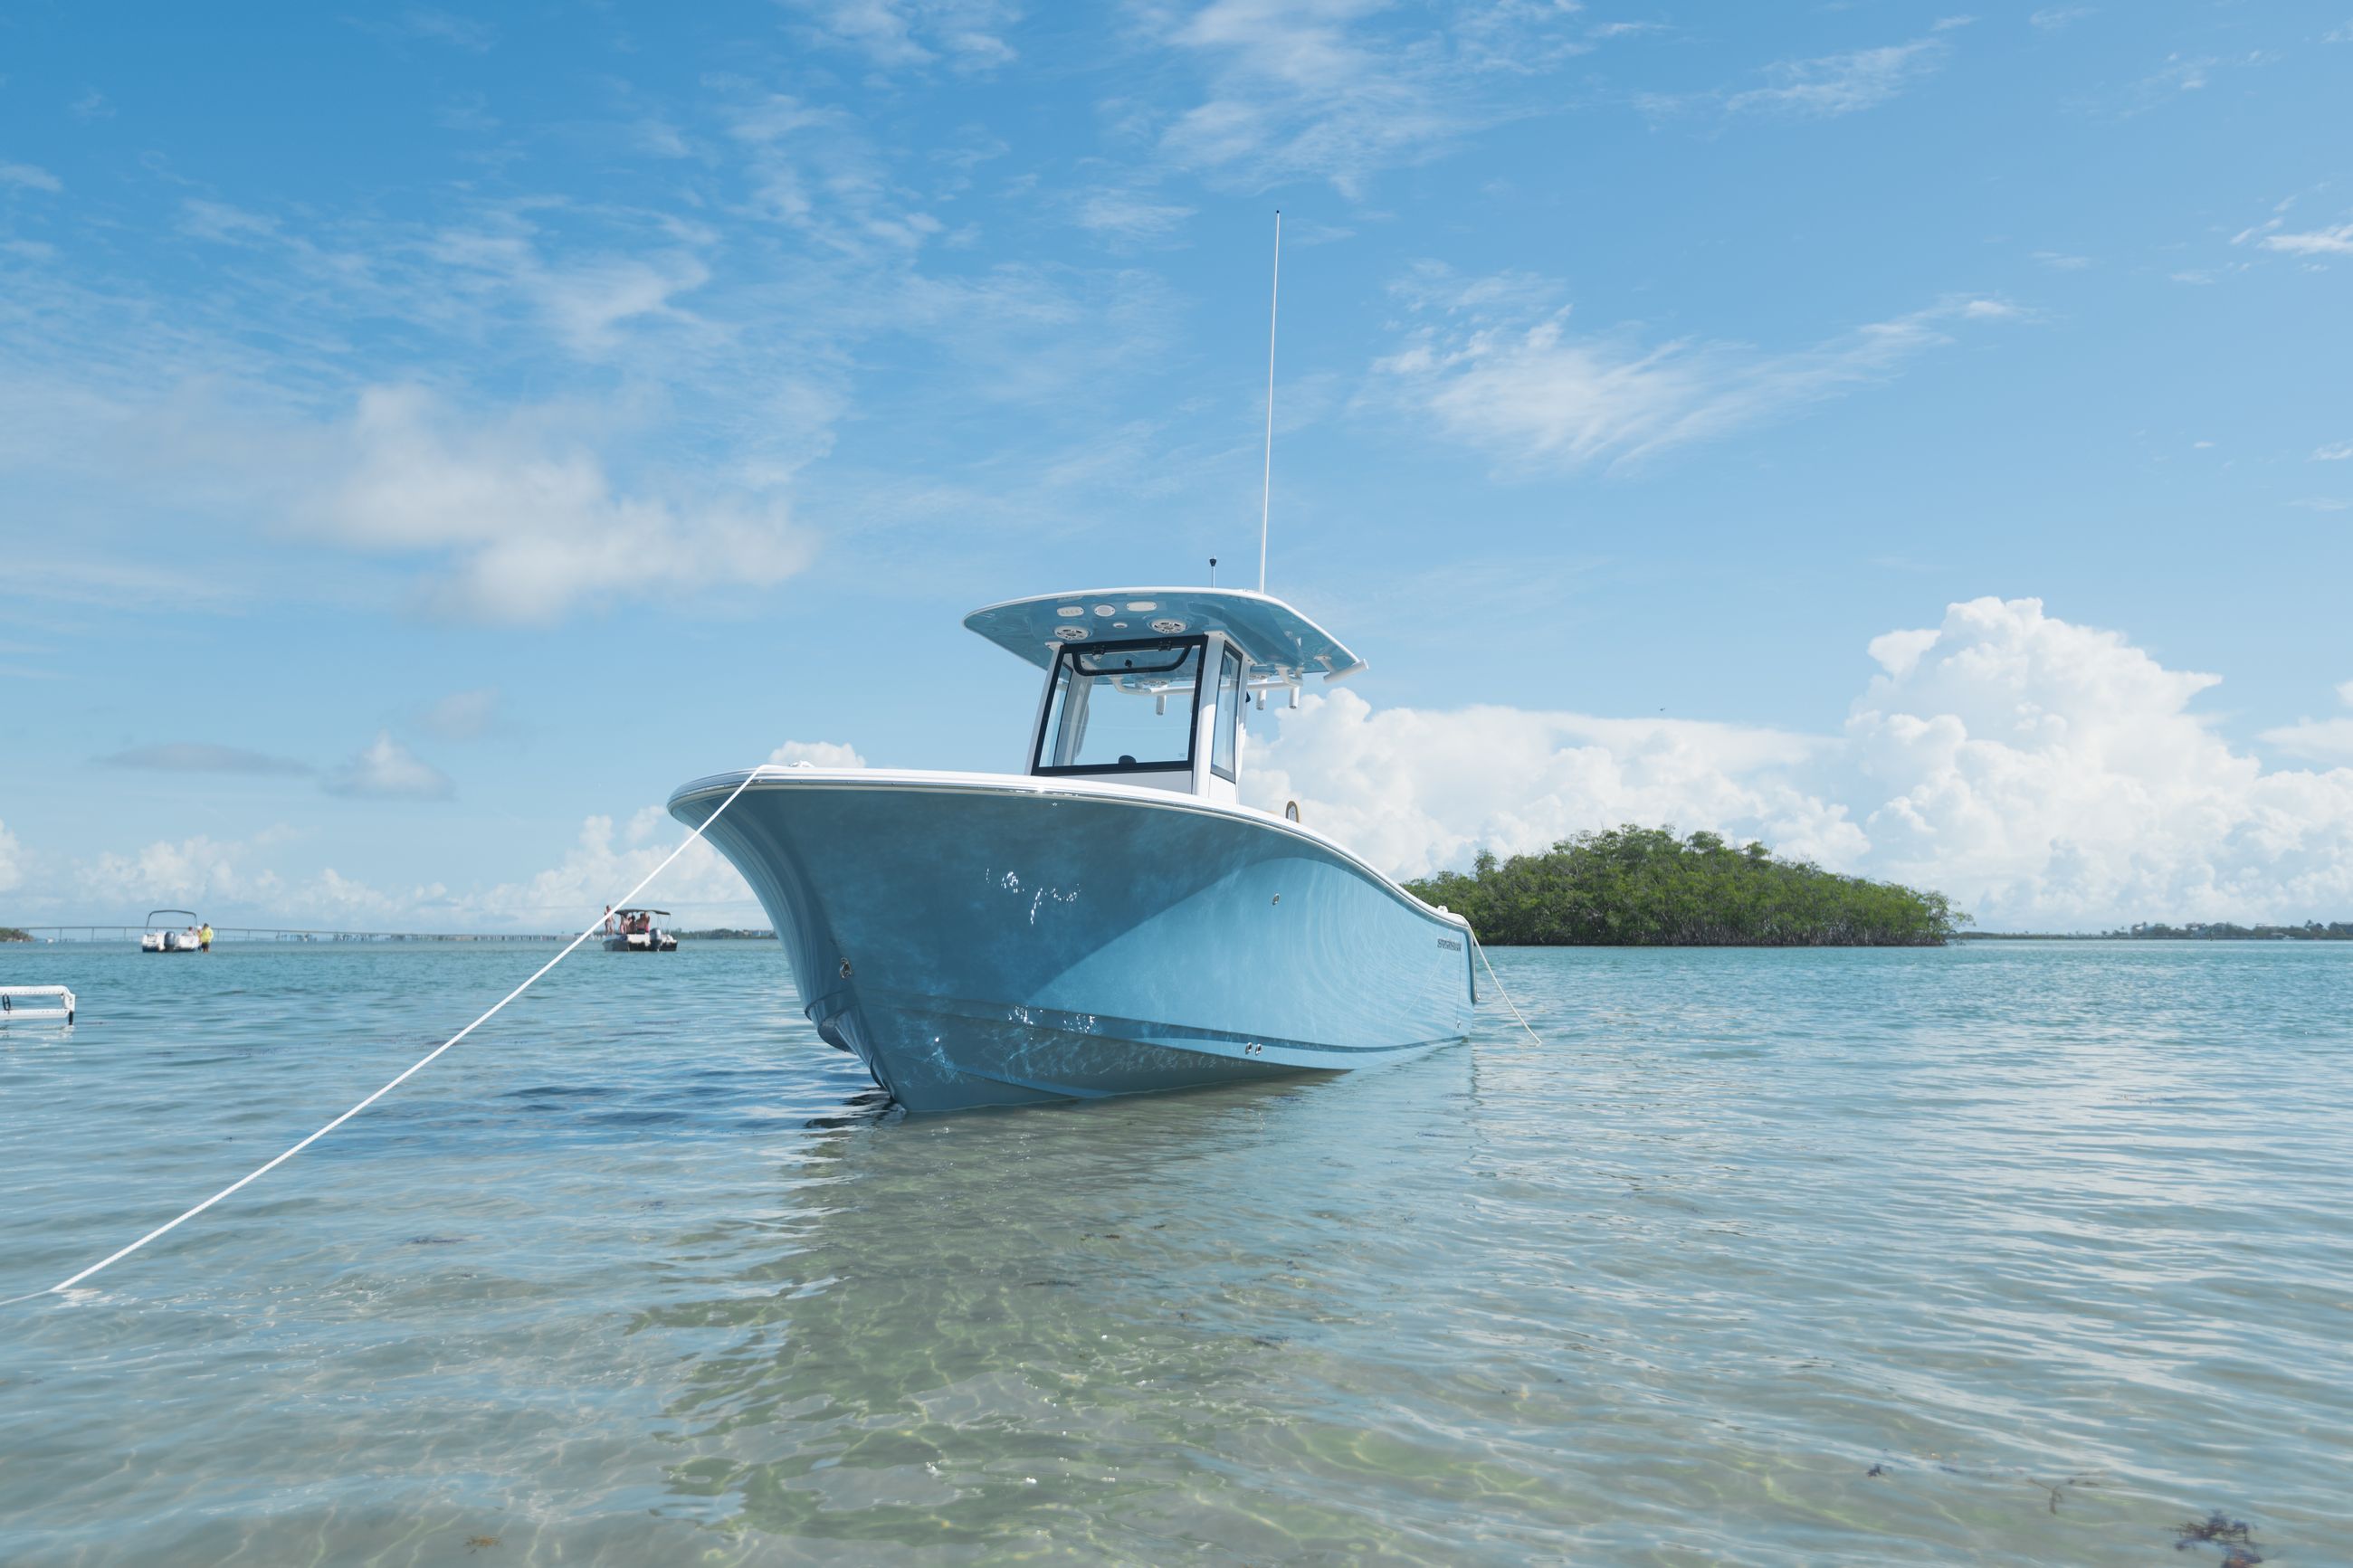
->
[670,770,1475,1112]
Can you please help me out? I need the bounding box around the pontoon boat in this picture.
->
[140,910,202,954]
[605,908,678,953]
[670,589,1475,1112]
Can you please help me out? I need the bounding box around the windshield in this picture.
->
[1034,638,1205,774]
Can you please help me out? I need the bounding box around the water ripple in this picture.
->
[2,940,2348,1563]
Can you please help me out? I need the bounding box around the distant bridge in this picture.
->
[11,926,571,945]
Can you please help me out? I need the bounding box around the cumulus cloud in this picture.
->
[100,742,313,775]
[306,385,816,623]
[0,819,21,894]
[58,824,450,928]
[1243,693,1862,881]
[43,608,2353,936]
[323,731,453,799]
[80,826,295,910]
[453,809,755,927]
[2315,442,2353,461]
[1846,600,2353,925]
[1377,265,2022,470]
[1245,599,2353,928]
[768,739,869,768]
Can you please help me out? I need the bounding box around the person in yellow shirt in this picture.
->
[199,923,214,953]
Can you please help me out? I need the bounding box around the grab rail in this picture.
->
[0,985,75,1023]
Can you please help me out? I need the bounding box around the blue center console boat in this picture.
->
[670,588,1476,1111]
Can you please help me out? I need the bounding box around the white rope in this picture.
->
[5,765,776,1309]
[1472,935,1544,1047]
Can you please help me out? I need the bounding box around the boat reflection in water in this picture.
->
[670,588,1475,1111]
[643,1057,1480,1554]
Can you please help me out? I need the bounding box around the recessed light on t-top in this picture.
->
[1093,603,1117,616]
[1126,601,1157,612]
[1056,605,1082,616]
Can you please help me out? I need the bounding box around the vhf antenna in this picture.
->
[1258,209,1280,595]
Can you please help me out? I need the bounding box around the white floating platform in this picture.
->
[1,985,75,1023]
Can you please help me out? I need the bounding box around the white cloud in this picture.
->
[2262,224,2353,257]
[323,731,454,799]
[32,809,755,931]
[454,810,755,927]
[1843,598,2353,926]
[1156,0,1595,193]
[1246,599,2353,928]
[721,91,951,254]
[1377,267,2021,470]
[306,385,816,623]
[80,827,295,912]
[2030,6,2094,29]
[768,739,869,768]
[54,824,449,929]
[1072,190,1196,242]
[2135,53,2212,96]
[1243,690,1863,882]
[779,0,1018,71]
[421,219,712,356]
[0,162,62,194]
[0,819,21,895]
[1725,37,1949,118]
[33,611,2349,935]
[2261,682,2353,765]
[2314,442,2353,461]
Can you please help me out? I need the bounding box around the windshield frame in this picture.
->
[1029,634,1209,778]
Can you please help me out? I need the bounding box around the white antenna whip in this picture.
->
[1259,208,1281,595]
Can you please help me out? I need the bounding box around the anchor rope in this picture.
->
[4,765,776,1310]
[1472,934,1544,1048]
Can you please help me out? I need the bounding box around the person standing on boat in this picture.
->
[603,905,615,937]
[199,922,214,953]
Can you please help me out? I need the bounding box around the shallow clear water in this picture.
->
[2,939,2348,1565]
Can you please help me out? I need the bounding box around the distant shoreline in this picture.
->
[1960,927,2351,942]
[0,926,778,944]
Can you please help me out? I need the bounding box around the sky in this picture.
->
[3,1,2350,934]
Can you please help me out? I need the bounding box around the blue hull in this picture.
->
[669,771,1475,1112]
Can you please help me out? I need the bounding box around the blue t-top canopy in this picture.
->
[963,588,1365,683]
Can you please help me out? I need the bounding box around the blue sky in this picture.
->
[4,1,2350,932]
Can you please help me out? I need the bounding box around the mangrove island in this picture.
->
[1406,826,1967,947]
